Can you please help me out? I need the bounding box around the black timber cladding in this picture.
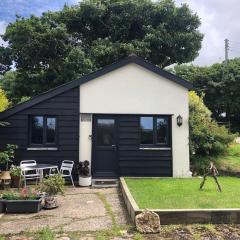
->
[118,115,172,177]
[0,87,79,178]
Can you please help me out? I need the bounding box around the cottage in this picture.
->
[0,55,192,179]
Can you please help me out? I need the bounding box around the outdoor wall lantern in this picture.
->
[177,115,183,127]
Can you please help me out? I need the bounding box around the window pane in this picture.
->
[31,116,43,144]
[157,117,168,144]
[140,117,153,144]
[47,117,56,143]
[97,119,115,146]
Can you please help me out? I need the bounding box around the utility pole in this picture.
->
[224,38,229,62]
[224,38,230,129]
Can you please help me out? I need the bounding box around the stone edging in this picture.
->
[120,177,240,224]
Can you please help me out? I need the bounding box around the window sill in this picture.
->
[27,147,58,151]
[139,147,171,151]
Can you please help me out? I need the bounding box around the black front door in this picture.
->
[92,115,118,178]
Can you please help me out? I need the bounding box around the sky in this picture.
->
[0,0,240,66]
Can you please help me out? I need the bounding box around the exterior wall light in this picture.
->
[177,115,183,127]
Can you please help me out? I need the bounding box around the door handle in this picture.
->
[111,145,116,147]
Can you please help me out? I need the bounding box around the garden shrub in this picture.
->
[0,89,9,112]
[189,91,236,174]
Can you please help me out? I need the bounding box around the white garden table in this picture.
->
[22,163,59,181]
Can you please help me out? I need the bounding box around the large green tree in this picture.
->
[173,58,240,130]
[0,0,203,103]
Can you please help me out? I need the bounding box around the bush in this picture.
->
[0,144,18,170]
[189,91,236,174]
[10,165,21,177]
[0,89,10,112]
[38,174,65,196]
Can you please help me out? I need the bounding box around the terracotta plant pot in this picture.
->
[44,196,58,209]
[11,176,20,188]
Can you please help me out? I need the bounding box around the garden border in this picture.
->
[120,177,240,224]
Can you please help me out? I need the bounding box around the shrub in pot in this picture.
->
[38,174,65,209]
[77,160,92,186]
[10,165,21,188]
[0,144,18,186]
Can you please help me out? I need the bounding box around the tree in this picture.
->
[174,58,240,131]
[0,0,203,103]
[0,89,10,112]
[0,47,12,75]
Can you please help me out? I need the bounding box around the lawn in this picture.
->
[125,177,240,209]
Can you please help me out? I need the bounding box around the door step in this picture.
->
[92,179,119,188]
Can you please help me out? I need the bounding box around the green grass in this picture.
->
[125,177,240,209]
[216,144,240,173]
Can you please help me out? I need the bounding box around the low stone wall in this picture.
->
[120,177,240,224]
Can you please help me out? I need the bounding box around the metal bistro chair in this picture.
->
[59,160,75,187]
[20,160,40,187]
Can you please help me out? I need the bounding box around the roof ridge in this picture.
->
[0,55,193,119]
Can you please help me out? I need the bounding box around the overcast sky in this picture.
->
[0,0,239,66]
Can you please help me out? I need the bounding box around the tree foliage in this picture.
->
[189,91,235,174]
[174,58,240,130]
[0,88,10,112]
[0,0,203,103]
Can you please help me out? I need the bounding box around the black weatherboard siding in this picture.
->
[0,88,79,178]
[92,114,172,177]
[118,115,172,177]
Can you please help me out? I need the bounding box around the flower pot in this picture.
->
[11,176,20,188]
[0,171,11,180]
[79,176,92,187]
[5,198,42,213]
[44,195,58,209]
[0,199,6,213]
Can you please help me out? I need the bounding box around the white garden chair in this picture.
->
[60,160,75,187]
[49,160,75,187]
[20,160,40,187]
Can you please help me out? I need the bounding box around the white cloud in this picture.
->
[0,21,8,47]
[176,0,240,66]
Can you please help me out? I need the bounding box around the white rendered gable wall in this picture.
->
[79,63,190,177]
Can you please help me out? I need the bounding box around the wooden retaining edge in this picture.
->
[120,177,139,223]
[120,177,240,224]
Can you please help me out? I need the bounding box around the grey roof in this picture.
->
[0,55,193,119]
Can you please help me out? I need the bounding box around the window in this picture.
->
[46,117,56,143]
[96,119,115,146]
[140,116,170,146]
[156,117,168,144]
[30,116,57,146]
[140,117,153,144]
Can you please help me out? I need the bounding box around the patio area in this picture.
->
[0,187,130,236]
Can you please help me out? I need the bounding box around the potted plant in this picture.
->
[10,165,21,188]
[0,144,18,185]
[38,174,65,209]
[78,160,92,186]
[1,188,42,213]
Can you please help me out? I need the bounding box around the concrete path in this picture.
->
[0,187,130,235]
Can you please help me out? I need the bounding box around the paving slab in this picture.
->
[0,187,129,235]
[61,215,113,232]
